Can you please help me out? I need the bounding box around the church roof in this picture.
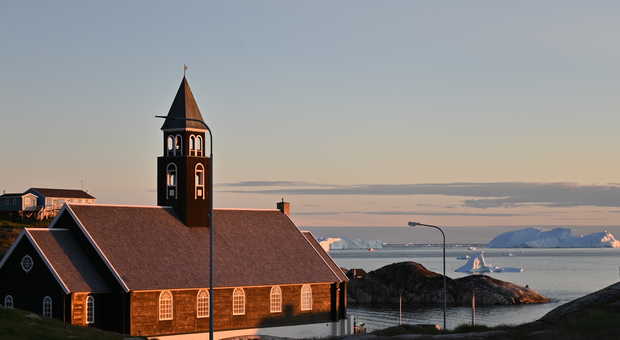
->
[302,231,348,282]
[26,228,112,293]
[60,204,342,291]
[161,77,207,130]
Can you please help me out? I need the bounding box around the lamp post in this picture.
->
[157,115,215,340]
[408,221,447,331]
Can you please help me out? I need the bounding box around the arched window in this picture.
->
[197,289,209,318]
[195,164,205,199]
[301,284,312,311]
[196,136,203,156]
[4,295,13,308]
[86,296,95,325]
[42,296,52,318]
[174,135,182,156]
[270,286,282,313]
[166,163,177,199]
[232,288,245,315]
[167,136,174,156]
[189,135,196,155]
[159,290,173,321]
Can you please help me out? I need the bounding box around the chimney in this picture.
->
[277,198,291,216]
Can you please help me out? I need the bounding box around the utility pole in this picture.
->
[471,289,476,327]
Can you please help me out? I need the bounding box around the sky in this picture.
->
[2,1,620,227]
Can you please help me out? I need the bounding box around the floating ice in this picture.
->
[487,227,620,248]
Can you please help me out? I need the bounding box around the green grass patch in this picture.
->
[0,307,136,340]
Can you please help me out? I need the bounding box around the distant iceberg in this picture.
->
[487,227,620,248]
[317,237,384,251]
[455,252,523,273]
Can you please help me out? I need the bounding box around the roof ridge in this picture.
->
[68,203,173,209]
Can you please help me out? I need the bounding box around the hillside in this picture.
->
[0,307,138,340]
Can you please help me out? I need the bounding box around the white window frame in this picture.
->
[4,295,13,308]
[159,290,173,321]
[270,286,282,313]
[195,163,205,199]
[166,163,177,199]
[21,254,33,273]
[42,296,52,318]
[197,289,209,318]
[232,288,245,316]
[301,284,312,311]
[174,135,182,156]
[189,135,196,156]
[167,136,174,156]
[196,136,203,156]
[86,295,95,324]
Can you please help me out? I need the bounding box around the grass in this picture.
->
[0,307,137,340]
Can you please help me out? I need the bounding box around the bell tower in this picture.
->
[157,76,211,227]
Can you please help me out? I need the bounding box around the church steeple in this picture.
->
[161,76,206,131]
[157,76,211,227]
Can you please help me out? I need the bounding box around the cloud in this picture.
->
[219,181,337,187]
[294,210,524,217]
[224,182,620,208]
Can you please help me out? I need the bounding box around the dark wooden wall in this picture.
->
[0,236,67,321]
[129,283,342,337]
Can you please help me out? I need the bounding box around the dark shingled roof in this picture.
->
[27,229,112,293]
[161,77,207,130]
[302,231,348,283]
[28,188,95,199]
[66,204,341,290]
[0,193,25,197]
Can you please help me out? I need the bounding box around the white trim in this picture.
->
[65,205,130,292]
[130,281,336,292]
[194,163,205,200]
[86,295,95,324]
[0,231,26,270]
[300,284,312,311]
[300,230,347,282]
[232,287,245,315]
[159,290,174,320]
[163,128,208,133]
[42,296,53,318]
[196,289,209,318]
[25,229,71,294]
[174,134,183,156]
[48,204,69,228]
[269,285,282,313]
[214,208,280,211]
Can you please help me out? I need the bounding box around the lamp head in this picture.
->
[408,221,419,227]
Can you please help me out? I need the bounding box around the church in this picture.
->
[0,76,350,339]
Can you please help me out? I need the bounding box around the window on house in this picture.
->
[175,135,182,156]
[159,290,173,320]
[197,289,209,318]
[232,288,245,315]
[86,296,95,324]
[190,135,196,156]
[21,255,33,273]
[42,296,52,318]
[4,295,13,308]
[301,284,312,311]
[167,136,174,155]
[195,164,205,199]
[270,286,282,313]
[166,163,177,199]
[196,136,203,156]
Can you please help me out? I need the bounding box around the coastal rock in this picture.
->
[348,261,549,306]
[541,281,620,323]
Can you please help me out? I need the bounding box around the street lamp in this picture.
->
[157,115,215,340]
[408,221,447,331]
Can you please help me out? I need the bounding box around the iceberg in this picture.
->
[455,252,523,273]
[317,237,384,251]
[487,227,620,248]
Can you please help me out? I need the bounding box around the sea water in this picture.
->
[304,227,620,331]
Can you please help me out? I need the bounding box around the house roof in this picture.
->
[302,231,348,282]
[26,229,112,293]
[28,188,95,199]
[161,77,207,130]
[63,204,341,291]
[0,193,25,197]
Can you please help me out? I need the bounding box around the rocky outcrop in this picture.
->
[541,281,620,323]
[348,261,549,306]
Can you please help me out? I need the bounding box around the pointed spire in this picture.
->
[161,76,207,130]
